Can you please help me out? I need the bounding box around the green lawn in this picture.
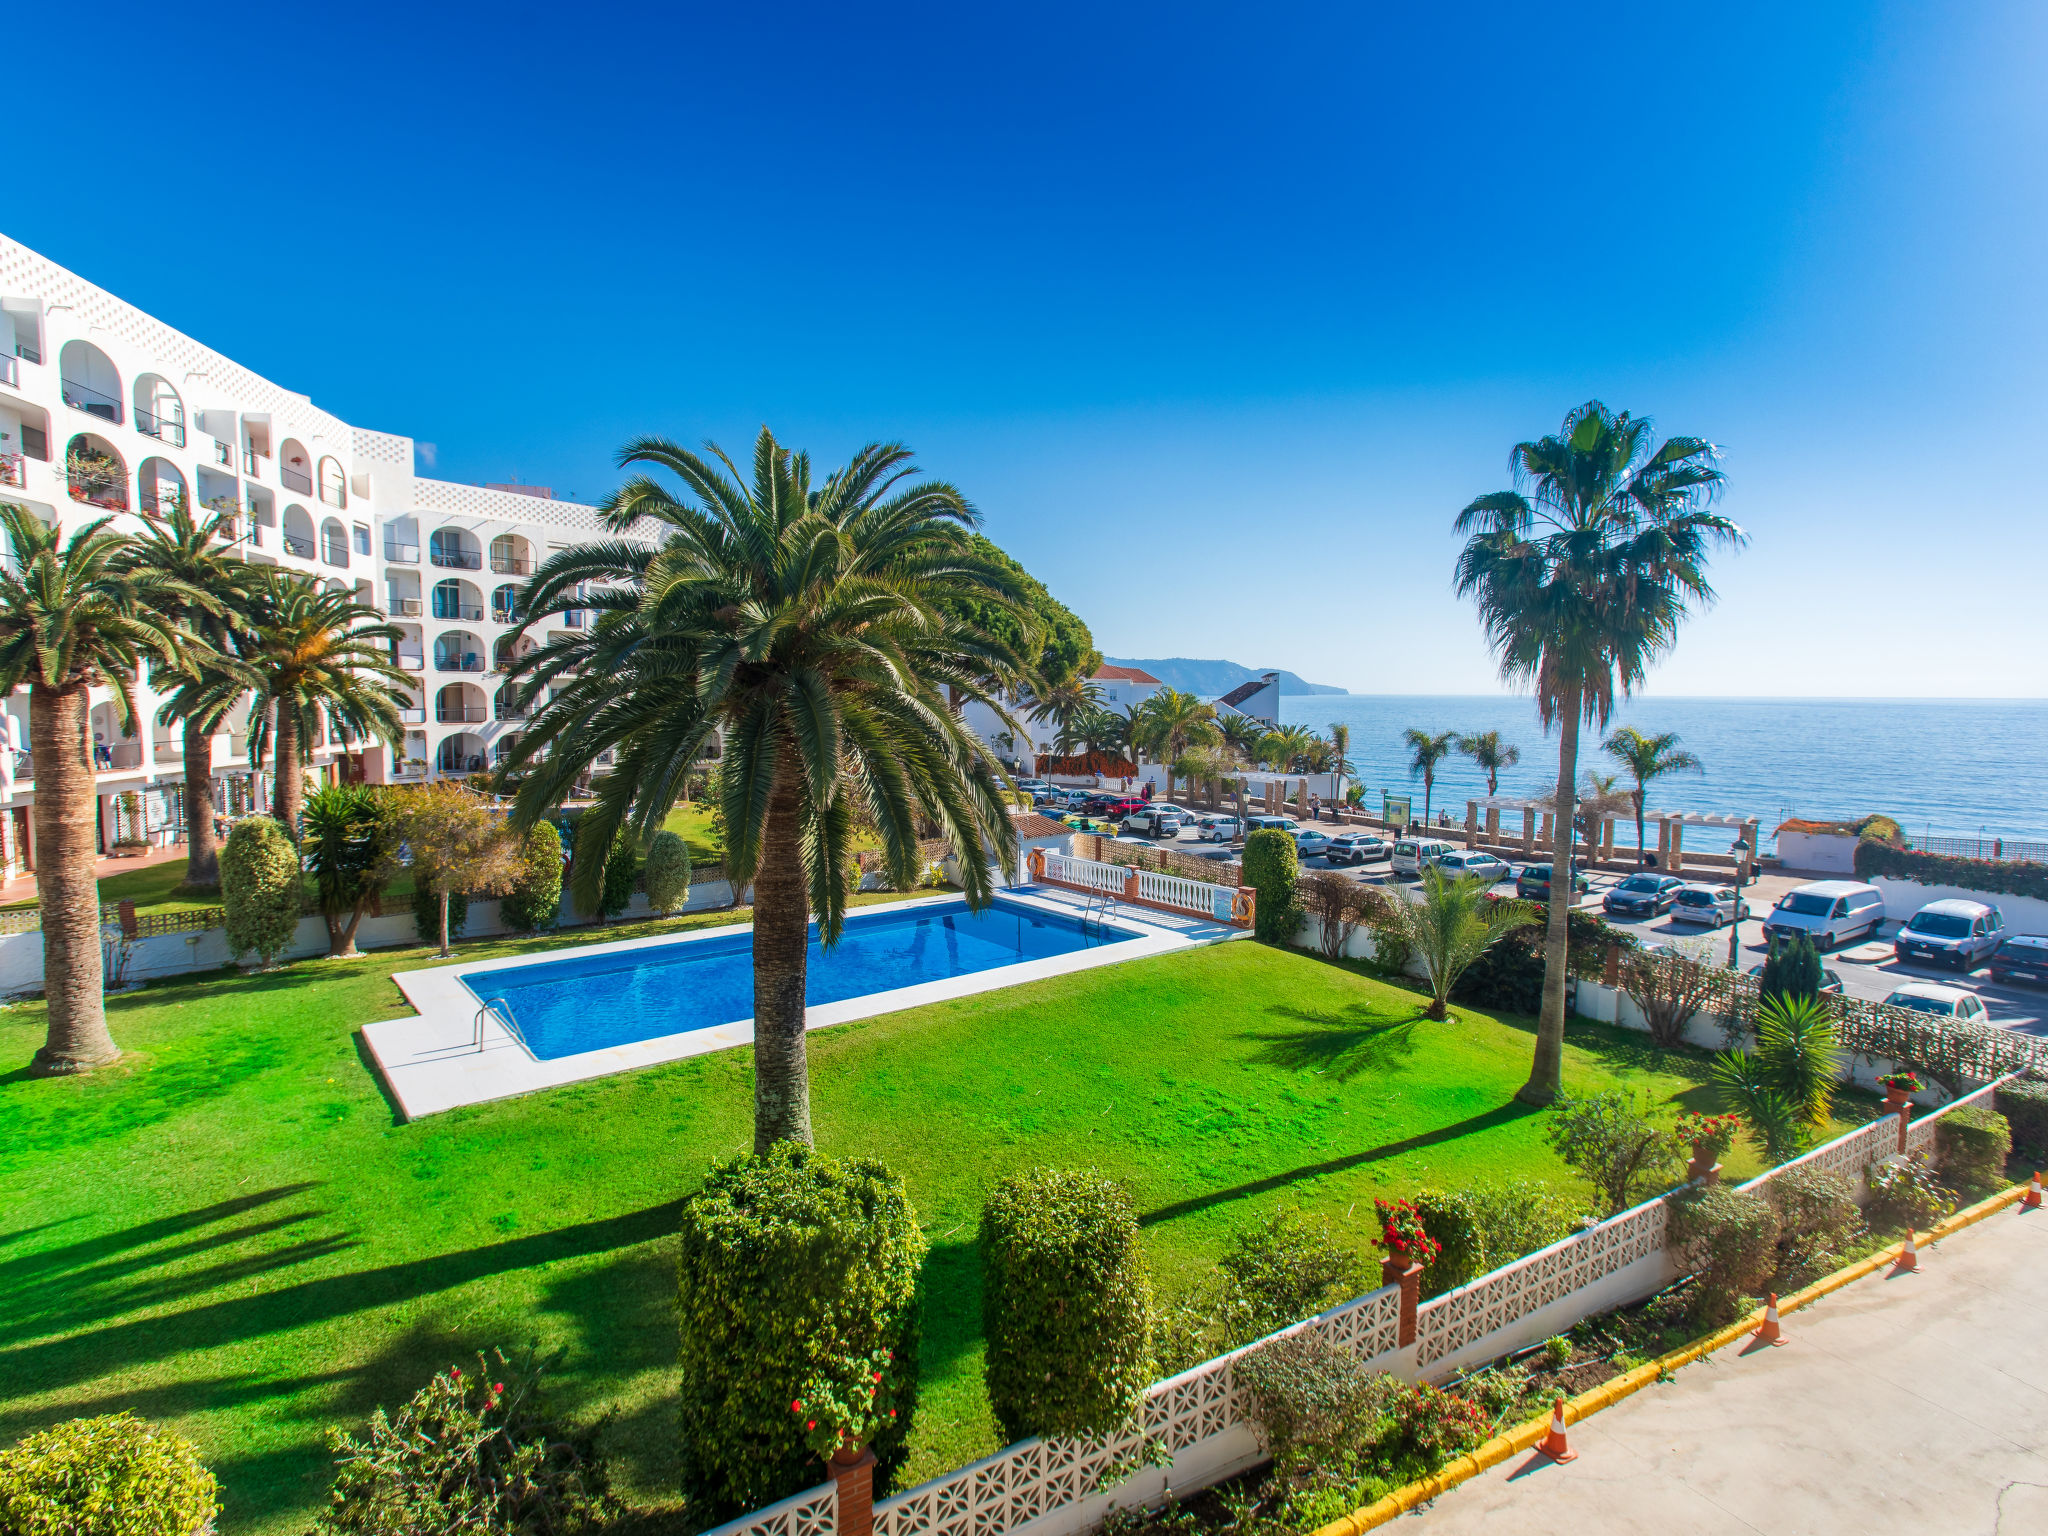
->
[659,802,723,864]
[0,929,1873,1532]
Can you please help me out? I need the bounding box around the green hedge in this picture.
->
[1241,830,1301,945]
[1934,1106,2011,1193]
[644,830,692,915]
[1854,840,2048,903]
[0,1413,219,1536]
[412,887,469,945]
[981,1167,1153,1444]
[1998,1079,2048,1160]
[221,815,301,965]
[676,1144,925,1524]
[499,821,564,934]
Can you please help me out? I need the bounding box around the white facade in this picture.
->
[0,234,621,868]
[959,664,1164,772]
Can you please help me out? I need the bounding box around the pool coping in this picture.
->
[360,888,1235,1120]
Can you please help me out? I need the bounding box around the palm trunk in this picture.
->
[272,707,303,842]
[751,740,814,1153]
[29,680,117,1075]
[1634,789,1647,858]
[1518,691,1582,1107]
[438,887,451,959]
[183,716,220,888]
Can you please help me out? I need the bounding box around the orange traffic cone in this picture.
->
[1754,1292,1787,1346]
[1893,1228,1919,1274]
[2024,1172,2043,1210]
[1536,1398,1577,1463]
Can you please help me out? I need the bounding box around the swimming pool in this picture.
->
[460,896,1141,1060]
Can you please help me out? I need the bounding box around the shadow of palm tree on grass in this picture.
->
[1239,1004,1423,1081]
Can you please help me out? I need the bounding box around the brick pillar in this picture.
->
[117,899,138,939]
[830,1443,877,1536]
[1522,808,1535,856]
[1124,867,1141,901]
[1897,1097,1912,1154]
[1603,943,1620,987]
[1381,1255,1422,1346]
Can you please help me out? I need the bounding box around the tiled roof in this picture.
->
[1010,813,1075,838]
[1092,664,1161,685]
[1217,678,1270,709]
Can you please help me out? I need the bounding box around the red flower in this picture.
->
[872,1371,883,1382]
[452,1368,463,1379]
[792,1400,804,1413]
[806,1420,817,1431]
[493,1383,504,1394]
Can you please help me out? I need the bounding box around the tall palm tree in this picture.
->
[1217,712,1265,765]
[1602,726,1704,859]
[128,496,257,889]
[0,505,196,1074]
[1457,729,1520,796]
[504,429,1029,1153]
[1026,674,1102,765]
[1328,721,1353,803]
[1402,728,1458,823]
[239,572,412,837]
[1255,723,1320,773]
[1455,400,1740,1105]
[1129,687,1218,774]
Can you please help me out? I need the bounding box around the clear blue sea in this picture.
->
[462,897,1140,1059]
[1278,696,2048,853]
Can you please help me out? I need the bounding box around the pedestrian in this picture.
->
[92,733,109,769]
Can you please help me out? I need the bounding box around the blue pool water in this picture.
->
[461,897,1140,1060]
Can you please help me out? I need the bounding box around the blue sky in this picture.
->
[12,1,2045,695]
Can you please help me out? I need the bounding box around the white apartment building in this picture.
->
[0,234,622,875]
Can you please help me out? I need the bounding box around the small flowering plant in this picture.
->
[1374,1198,1441,1269]
[1673,1111,1741,1160]
[1877,1070,1923,1093]
[789,1346,901,1461]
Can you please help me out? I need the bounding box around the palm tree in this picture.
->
[1373,867,1538,1021]
[239,571,412,837]
[1217,712,1265,765]
[0,505,196,1074]
[1255,723,1319,773]
[128,495,257,889]
[504,429,1029,1153]
[1329,721,1354,803]
[1457,729,1520,797]
[1402,728,1458,823]
[1129,688,1218,783]
[1602,726,1703,859]
[1026,674,1102,766]
[1455,400,1740,1105]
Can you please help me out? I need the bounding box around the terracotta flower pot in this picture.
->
[1686,1138,1724,1186]
[1882,1085,1913,1114]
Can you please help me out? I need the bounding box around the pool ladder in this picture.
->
[1078,883,1121,939]
[473,995,534,1056]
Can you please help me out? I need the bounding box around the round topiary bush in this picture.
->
[1997,1078,2048,1162]
[981,1166,1153,1444]
[676,1143,926,1524]
[1934,1105,2012,1194]
[499,821,564,934]
[1241,829,1301,946]
[220,814,301,967]
[643,830,692,916]
[411,886,468,945]
[0,1412,219,1536]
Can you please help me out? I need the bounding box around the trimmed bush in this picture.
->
[1934,1105,2012,1193]
[1666,1185,1780,1327]
[314,1348,617,1536]
[499,821,564,934]
[1411,1181,1581,1300]
[1854,839,2048,903]
[1766,1166,1863,1288]
[643,830,692,916]
[0,1412,219,1536]
[1241,829,1301,945]
[1864,1153,1953,1232]
[1758,933,1824,1002]
[677,1143,925,1524]
[982,1166,1153,1443]
[220,814,302,966]
[1998,1078,2048,1160]
[412,886,469,945]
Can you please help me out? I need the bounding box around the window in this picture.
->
[354,525,371,556]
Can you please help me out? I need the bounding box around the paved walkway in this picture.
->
[1414,1203,2048,1534]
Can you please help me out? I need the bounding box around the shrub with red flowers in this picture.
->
[1373,1198,1441,1270]
[1673,1112,1742,1161]
[1877,1070,1923,1093]
[1385,1381,1491,1462]
[789,1345,905,1461]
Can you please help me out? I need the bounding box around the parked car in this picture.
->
[1882,982,1992,1025]
[1990,934,2048,988]
[1195,814,1243,843]
[1103,797,1149,820]
[1391,837,1458,877]
[1667,884,1749,928]
[1892,899,2005,971]
[1745,963,1847,995]
[1324,832,1389,865]
[1514,860,1591,901]
[1290,827,1332,860]
[1013,779,1049,796]
[1602,872,1686,918]
[1761,880,1886,950]
[1245,815,1302,834]
[1435,850,1513,885]
[1120,806,1184,839]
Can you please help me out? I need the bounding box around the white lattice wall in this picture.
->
[699,1482,837,1536]
[409,475,611,533]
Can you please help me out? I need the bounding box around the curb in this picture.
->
[1310,1178,2031,1536]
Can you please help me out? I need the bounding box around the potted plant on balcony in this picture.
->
[1878,1070,1922,1113]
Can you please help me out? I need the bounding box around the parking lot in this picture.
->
[1092,803,2046,1036]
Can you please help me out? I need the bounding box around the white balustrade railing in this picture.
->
[1040,852,1129,899]
[1134,868,1217,918]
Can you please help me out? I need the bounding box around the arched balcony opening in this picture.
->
[279,439,313,495]
[132,373,186,447]
[435,681,486,724]
[433,630,486,673]
[320,516,350,567]
[493,633,538,673]
[59,341,122,423]
[493,681,531,721]
[136,456,188,517]
[491,583,522,624]
[281,503,316,559]
[489,533,533,575]
[492,732,523,767]
[436,732,487,775]
[317,455,347,508]
[88,701,142,771]
[65,433,128,511]
[432,578,483,622]
[429,526,481,570]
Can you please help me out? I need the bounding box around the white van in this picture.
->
[1761,880,1887,950]
[1390,837,1458,878]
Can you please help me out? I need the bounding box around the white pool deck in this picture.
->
[361,886,1245,1119]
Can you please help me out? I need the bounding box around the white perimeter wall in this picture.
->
[1872,875,2048,933]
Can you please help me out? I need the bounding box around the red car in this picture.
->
[1103,797,1148,819]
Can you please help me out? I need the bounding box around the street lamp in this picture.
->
[1727,834,1752,968]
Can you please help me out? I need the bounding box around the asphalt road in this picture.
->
[1118,820,2048,1036]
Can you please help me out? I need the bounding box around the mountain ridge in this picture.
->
[1104,657,1348,697]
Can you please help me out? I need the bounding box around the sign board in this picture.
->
[1382,792,1412,831]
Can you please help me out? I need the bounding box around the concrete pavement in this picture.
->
[1410,1202,2048,1534]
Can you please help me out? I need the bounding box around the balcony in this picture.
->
[564,610,586,628]
[431,600,484,622]
[430,547,482,570]
[495,701,529,721]
[203,436,234,468]
[490,554,534,575]
[281,465,314,495]
[321,538,350,567]
[436,654,487,673]
[282,533,315,558]
[11,750,31,780]
[61,377,122,423]
[0,453,22,489]
[243,448,272,480]
[398,706,427,724]
[319,482,345,509]
[395,650,426,672]
[69,479,129,512]
[387,595,423,617]
[153,740,182,763]
[135,409,186,448]
[392,759,428,782]
[492,600,522,624]
[437,705,487,724]
[385,541,421,564]
[0,355,16,389]
[101,743,142,770]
